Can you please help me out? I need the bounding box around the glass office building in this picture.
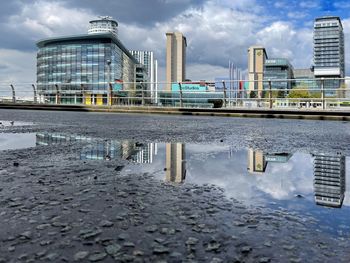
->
[36,19,137,105]
[263,58,294,93]
[130,50,158,103]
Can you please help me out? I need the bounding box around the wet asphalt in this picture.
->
[0,109,350,262]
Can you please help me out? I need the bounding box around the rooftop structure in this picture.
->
[88,16,118,37]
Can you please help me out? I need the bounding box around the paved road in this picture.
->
[0,109,349,154]
[0,109,349,262]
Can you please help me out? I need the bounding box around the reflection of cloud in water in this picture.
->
[255,153,314,200]
[184,144,230,154]
[116,143,350,236]
[184,148,314,205]
[124,143,349,209]
[341,158,350,206]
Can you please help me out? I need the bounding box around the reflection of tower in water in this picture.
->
[165,143,186,183]
[313,154,346,208]
[247,149,267,174]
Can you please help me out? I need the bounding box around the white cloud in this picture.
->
[120,0,266,75]
[7,1,93,40]
[334,1,350,9]
[299,1,320,9]
[0,0,347,85]
[186,63,229,81]
[0,49,36,83]
[256,21,313,68]
[274,1,285,8]
[342,18,350,77]
[287,11,307,19]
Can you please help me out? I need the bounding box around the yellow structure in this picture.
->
[166,32,187,91]
[248,46,268,98]
[84,93,105,106]
[165,143,186,183]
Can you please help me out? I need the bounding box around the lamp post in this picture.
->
[106,60,112,106]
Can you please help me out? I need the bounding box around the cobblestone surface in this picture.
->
[0,109,349,262]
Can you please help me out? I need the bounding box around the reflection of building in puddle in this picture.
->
[248,149,267,173]
[80,141,124,160]
[36,133,93,145]
[247,149,292,174]
[132,143,158,164]
[313,153,346,208]
[265,153,292,163]
[165,143,186,183]
[82,142,157,162]
[36,133,158,162]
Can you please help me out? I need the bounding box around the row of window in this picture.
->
[314,47,340,51]
[37,42,135,90]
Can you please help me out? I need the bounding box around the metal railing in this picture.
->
[0,78,349,111]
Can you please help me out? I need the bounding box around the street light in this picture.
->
[106,60,112,105]
[106,60,112,84]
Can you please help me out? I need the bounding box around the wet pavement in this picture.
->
[0,109,350,262]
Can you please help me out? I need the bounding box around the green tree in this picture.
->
[309,91,321,98]
[277,90,285,98]
[262,89,286,99]
[249,91,257,98]
[288,89,310,98]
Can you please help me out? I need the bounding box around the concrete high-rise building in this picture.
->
[130,51,158,102]
[166,32,187,91]
[165,143,186,183]
[313,153,346,208]
[313,16,345,97]
[248,46,268,98]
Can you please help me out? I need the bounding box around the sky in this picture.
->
[0,0,349,84]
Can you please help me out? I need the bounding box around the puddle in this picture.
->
[125,143,350,237]
[0,120,33,127]
[0,133,36,151]
[0,132,349,236]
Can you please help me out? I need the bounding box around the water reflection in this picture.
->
[248,149,292,174]
[132,143,158,164]
[0,133,36,150]
[36,132,158,163]
[34,133,348,210]
[1,132,349,235]
[313,153,346,208]
[165,143,186,183]
[0,120,33,127]
[247,149,267,173]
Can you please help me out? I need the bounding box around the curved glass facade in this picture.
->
[36,34,136,104]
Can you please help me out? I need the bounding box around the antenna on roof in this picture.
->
[98,16,113,20]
